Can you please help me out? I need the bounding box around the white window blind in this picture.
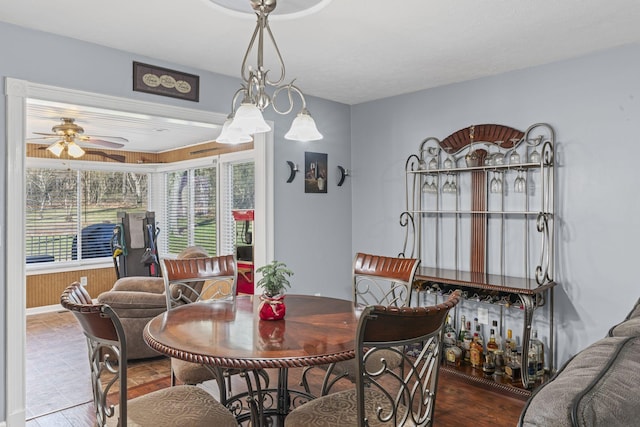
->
[25,168,148,263]
[221,161,255,257]
[164,165,217,256]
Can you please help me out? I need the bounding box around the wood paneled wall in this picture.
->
[27,140,253,164]
[27,267,117,308]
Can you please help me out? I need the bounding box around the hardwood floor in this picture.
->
[26,310,526,426]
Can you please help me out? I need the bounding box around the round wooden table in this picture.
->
[144,294,359,424]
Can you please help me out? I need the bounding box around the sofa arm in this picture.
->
[97,290,167,318]
[110,276,165,294]
[519,336,640,427]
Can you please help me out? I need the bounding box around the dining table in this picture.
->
[143,294,360,425]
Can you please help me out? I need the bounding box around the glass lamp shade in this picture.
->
[284,111,323,142]
[66,142,86,158]
[46,141,65,157]
[230,103,271,134]
[216,117,253,144]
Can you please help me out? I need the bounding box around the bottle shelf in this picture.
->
[440,364,549,400]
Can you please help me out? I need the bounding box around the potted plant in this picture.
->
[255,260,293,320]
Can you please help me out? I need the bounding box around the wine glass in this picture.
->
[509,138,521,164]
[428,156,438,170]
[492,141,505,166]
[423,175,438,193]
[442,175,452,193]
[443,147,455,169]
[528,135,543,163]
[514,170,526,193]
[490,171,503,194]
[449,175,457,193]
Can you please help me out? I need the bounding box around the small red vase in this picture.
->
[258,294,286,320]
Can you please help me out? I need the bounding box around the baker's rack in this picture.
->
[400,123,555,393]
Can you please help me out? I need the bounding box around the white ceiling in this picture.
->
[4,0,640,152]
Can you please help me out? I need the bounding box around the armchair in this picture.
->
[96,246,209,360]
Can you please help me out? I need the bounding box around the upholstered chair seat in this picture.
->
[105,385,236,427]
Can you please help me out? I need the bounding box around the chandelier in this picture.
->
[216,0,323,144]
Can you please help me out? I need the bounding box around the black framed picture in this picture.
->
[304,152,328,194]
[133,61,200,102]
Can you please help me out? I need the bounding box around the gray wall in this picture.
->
[0,21,352,422]
[351,42,640,367]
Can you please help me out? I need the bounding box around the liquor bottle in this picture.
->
[530,329,545,378]
[457,315,467,347]
[443,314,457,347]
[486,328,499,354]
[470,334,483,368]
[527,343,538,378]
[462,326,472,364]
[504,329,515,361]
[474,325,484,349]
[505,351,522,380]
[491,320,503,350]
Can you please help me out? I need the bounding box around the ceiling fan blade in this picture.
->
[27,132,60,140]
[84,150,126,163]
[78,137,125,149]
[81,135,129,143]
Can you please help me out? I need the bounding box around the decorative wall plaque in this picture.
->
[133,62,200,102]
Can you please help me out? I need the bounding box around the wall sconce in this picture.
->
[337,165,350,186]
[286,161,299,183]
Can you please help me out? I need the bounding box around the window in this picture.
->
[26,167,148,263]
[164,165,217,256]
[162,158,255,259]
[221,161,255,256]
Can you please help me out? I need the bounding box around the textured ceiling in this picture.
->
[3,0,640,151]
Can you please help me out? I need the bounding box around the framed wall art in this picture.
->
[304,151,328,194]
[133,61,200,102]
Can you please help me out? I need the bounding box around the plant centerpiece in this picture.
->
[255,260,293,320]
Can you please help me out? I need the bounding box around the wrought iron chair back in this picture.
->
[286,290,461,427]
[352,252,420,308]
[61,282,132,426]
[355,291,460,426]
[161,254,237,311]
[61,281,238,427]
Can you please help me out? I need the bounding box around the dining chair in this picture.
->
[161,254,237,389]
[302,252,420,395]
[161,253,269,401]
[286,290,461,427]
[60,282,237,427]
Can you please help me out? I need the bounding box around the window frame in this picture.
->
[25,157,156,274]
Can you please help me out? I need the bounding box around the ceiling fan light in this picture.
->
[67,142,86,158]
[284,110,323,142]
[216,116,253,144]
[46,141,65,157]
[231,103,271,134]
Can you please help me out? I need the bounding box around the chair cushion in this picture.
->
[285,388,415,427]
[106,385,236,427]
[172,358,217,385]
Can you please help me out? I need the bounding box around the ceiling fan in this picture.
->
[29,117,128,158]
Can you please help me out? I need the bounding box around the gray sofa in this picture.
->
[518,298,640,427]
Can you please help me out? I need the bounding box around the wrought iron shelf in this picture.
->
[400,123,556,391]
